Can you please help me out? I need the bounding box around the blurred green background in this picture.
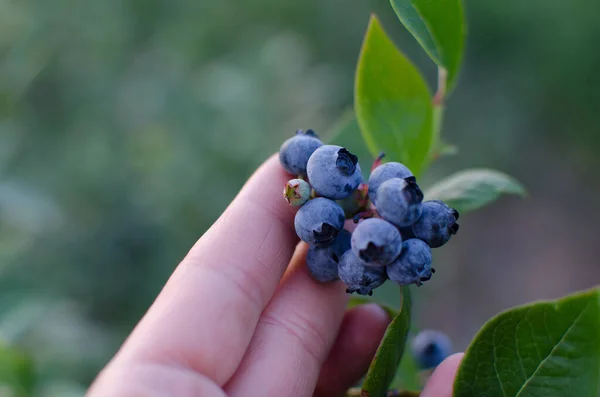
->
[1,0,599,394]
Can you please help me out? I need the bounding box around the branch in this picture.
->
[430,66,448,160]
[345,387,420,397]
[432,67,448,107]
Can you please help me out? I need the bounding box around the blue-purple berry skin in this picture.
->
[351,218,402,267]
[306,145,362,200]
[306,229,351,283]
[279,129,323,175]
[412,200,459,248]
[386,239,433,286]
[411,330,453,369]
[368,162,414,205]
[338,250,387,295]
[294,198,345,246]
[376,178,423,228]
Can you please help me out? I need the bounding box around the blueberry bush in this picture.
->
[281,1,600,396]
[1,0,599,395]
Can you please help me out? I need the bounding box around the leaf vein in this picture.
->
[514,309,531,383]
[492,320,508,397]
[514,302,592,397]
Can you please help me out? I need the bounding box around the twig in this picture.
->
[353,209,378,223]
[345,387,421,397]
[432,67,447,107]
[371,152,386,171]
[430,67,448,160]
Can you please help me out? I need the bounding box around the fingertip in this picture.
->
[314,303,391,396]
[341,303,392,359]
[238,153,299,225]
[247,154,297,195]
[351,302,392,327]
[421,353,464,397]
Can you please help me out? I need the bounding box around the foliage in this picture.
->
[424,169,526,213]
[335,0,598,395]
[0,344,35,396]
[355,15,433,177]
[389,0,465,92]
[361,287,412,397]
[454,288,600,397]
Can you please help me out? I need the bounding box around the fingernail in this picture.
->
[362,302,393,324]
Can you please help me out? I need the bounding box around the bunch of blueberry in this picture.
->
[280,129,459,295]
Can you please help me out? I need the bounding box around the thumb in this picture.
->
[420,353,463,397]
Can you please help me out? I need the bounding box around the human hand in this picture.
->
[88,155,462,397]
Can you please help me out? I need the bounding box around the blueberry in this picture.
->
[283,179,311,207]
[376,178,424,228]
[351,218,402,266]
[412,200,459,248]
[279,129,323,175]
[386,239,433,287]
[306,229,351,283]
[306,145,362,200]
[338,249,387,295]
[411,330,453,370]
[294,197,345,246]
[368,162,414,205]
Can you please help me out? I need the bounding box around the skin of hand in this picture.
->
[87,155,462,397]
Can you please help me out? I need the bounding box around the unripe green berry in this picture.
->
[283,179,311,206]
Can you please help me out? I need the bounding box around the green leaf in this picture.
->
[0,344,35,396]
[454,288,600,397]
[348,292,421,393]
[392,352,422,391]
[424,169,526,213]
[355,15,433,177]
[362,286,413,396]
[390,0,466,91]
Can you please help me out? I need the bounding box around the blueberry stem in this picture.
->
[355,183,370,209]
[345,387,420,397]
[430,67,447,162]
[353,209,377,224]
[371,152,386,172]
[432,67,447,107]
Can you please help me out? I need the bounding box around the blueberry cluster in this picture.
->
[279,129,459,295]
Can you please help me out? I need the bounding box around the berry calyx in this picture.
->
[335,148,359,175]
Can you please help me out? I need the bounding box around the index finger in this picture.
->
[102,155,299,385]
